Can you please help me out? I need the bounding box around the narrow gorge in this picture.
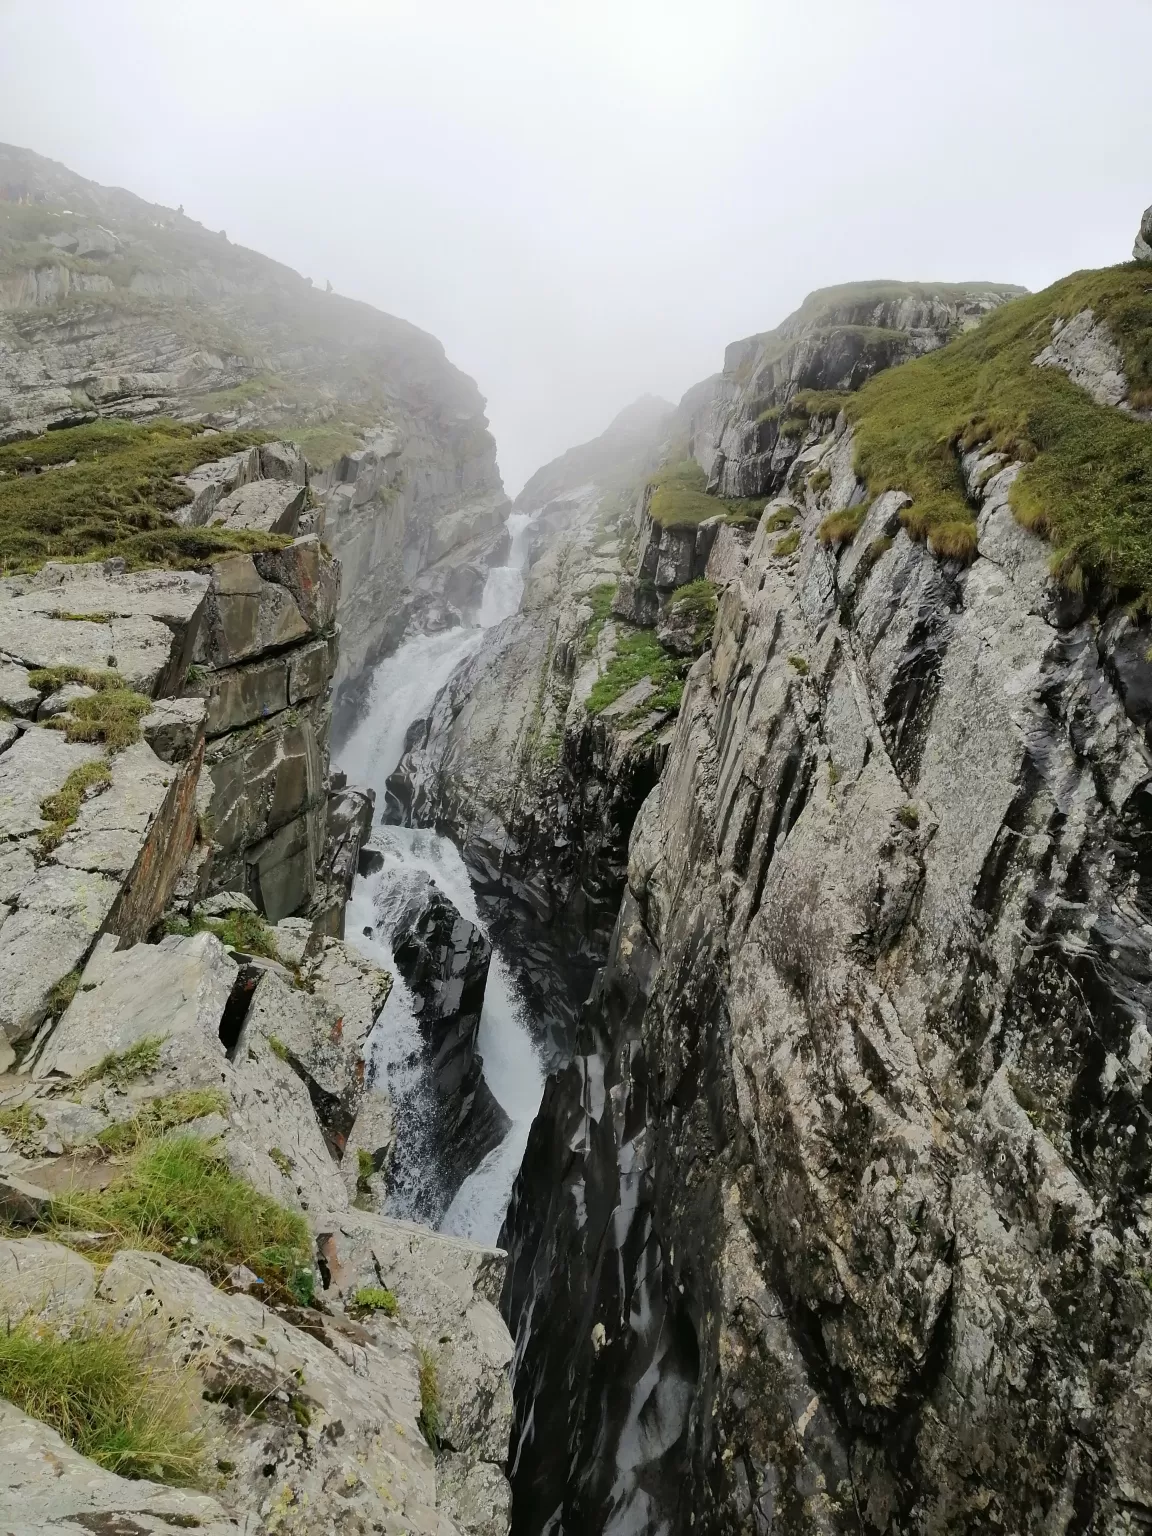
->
[3,137,1152,1536]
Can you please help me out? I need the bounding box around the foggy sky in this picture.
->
[1,0,1150,495]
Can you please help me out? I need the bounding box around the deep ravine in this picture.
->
[335,508,547,1243]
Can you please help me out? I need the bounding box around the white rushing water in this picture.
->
[336,512,544,1243]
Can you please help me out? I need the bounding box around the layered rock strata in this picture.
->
[0,143,510,718]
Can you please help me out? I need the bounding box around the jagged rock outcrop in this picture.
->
[0,143,509,719]
[500,378,1152,1530]
[1135,204,1152,261]
[384,873,511,1211]
[707,281,1026,499]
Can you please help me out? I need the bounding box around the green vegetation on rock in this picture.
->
[647,458,767,529]
[95,1090,229,1154]
[667,578,717,647]
[0,1320,205,1484]
[44,1134,313,1305]
[39,760,112,851]
[818,506,866,548]
[166,908,279,960]
[73,1036,165,1091]
[29,667,154,752]
[774,530,800,557]
[352,1286,399,1317]
[0,1103,46,1156]
[846,264,1152,593]
[587,628,688,718]
[581,582,618,653]
[0,418,290,574]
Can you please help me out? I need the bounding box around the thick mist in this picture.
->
[1,0,1149,492]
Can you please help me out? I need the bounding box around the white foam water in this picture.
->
[336,512,545,1243]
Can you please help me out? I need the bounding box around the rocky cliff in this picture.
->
[0,145,519,1530]
[499,255,1152,1532]
[0,143,510,721]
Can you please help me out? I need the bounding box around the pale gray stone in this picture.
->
[34,930,237,1081]
[193,552,310,668]
[53,739,175,877]
[0,866,121,1046]
[1034,308,1129,407]
[211,478,305,534]
[0,659,40,716]
[36,682,95,720]
[1135,203,1152,262]
[0,725,104,840]
[316,1210,513,1466]
[141,695,206,762]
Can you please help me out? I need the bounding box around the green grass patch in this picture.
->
[581,582,618,653]
[44,1135,313,1305]
[647,459,767,529]
[808,468,832,496]
[39,760,112,851]
[818,506,866,548]
[351,1286,399,1318]
[774,530,800,557]
[279,421,364,469]
[166,908,279,960]
[73,1036,165,1092]
[268,1147,294,1176]
[668,579,718,646]
[96,1090,229,1155]
[0,419,290,575]
[897,804,921,830]
[46,688,153,751]
[763,505,796,533]
[0,1320,205,1484]
[586,628,688,717]
[788,654,809,676]
[46,969,82,1024]
[0,1103,46,1155]
[846,263,1152,596]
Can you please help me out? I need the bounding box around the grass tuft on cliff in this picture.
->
[165,908,279,960]
[43,1134,313,1306]
[0,418,292,575]
[586,627,688,717]
[846,264,1152,595]
[647,458,767,529]
[0,1319,206,1484]
[667,578,718,646]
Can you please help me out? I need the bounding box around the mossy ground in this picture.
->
[587,627,688,717]
[846,263,1152,595]
[647,459,767,529]
[165,909,279,960]
[0,419,291,574]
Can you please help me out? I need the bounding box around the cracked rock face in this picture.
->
[501,421,1152,1532]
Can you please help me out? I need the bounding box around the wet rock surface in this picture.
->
[501,408,1152,1532]
[385,873,510,1217]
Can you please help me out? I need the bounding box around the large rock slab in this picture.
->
[1135,203,1152,262]
[210,477,306,534]
[0,725,104,841]
[33,930,237,1081]
[0,567,208,695]
[192,553,310,668]
[0,865,121,1048]
[316,1209,514,1490]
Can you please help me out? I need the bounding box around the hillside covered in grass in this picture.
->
[847,263,1152,596]
[0,418,291,573]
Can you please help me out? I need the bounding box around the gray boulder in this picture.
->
[1135,203,1152,261]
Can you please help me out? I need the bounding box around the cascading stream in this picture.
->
[335,512,543,1243]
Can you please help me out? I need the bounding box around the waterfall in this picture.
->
[335,518,545,1243]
